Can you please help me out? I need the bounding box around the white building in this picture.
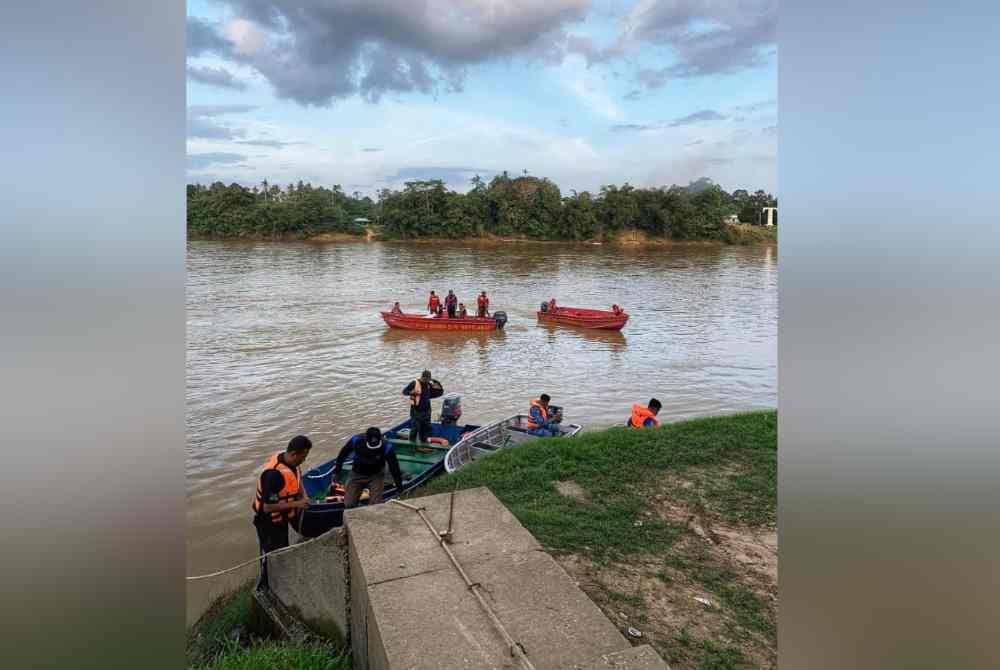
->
[760,207,777,227]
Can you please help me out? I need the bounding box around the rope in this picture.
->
[186,520,332,582]
[390,495,537,670]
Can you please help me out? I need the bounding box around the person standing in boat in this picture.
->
[332,427,406,509]
[526,393,563,437]
[403,370,443,444]
[627,398,662,429]
[390,301,403,315]
[251,435,312,588]
[445,290,459,318]
[548,297,558,312]
[477,291,490,317]
[427,290,441,314]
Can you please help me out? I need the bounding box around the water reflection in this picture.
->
[379,325,507,352]
[538,322,628,351]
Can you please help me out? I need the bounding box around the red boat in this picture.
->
[381,310,508,331]
[536,303,629,330]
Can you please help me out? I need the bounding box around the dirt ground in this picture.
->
[554,478,778,669]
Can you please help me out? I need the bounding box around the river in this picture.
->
[185,239,777,623]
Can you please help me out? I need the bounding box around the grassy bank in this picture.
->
[187,583,350,670]
[417,411,777,669]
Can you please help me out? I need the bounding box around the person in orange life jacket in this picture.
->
[402,370,444,444]
[445,290,458,318]
[628,398,662,428]
[427,291,441,314]
[477,291,490,317]
[458,303,468,318]
[332,427,405,509]
[527,393,563,437]
[252,435,312,588]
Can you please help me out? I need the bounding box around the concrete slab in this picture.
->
[559,645,671,670]
[347,487,671,670]
[460,551,629,670]
[347,487,541,586]
[267,527,349,644]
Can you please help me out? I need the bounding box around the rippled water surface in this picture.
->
[186,239,776,621]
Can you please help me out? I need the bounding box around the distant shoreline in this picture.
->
[188,226,777,248]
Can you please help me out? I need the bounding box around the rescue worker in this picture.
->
[628,398,662,429]
[445,290,458,318]
[477,291,490,317]
[390,301,403,315]
[252,435,312,588]
[402,370,443,444]
[526,393,563,437]
[428,291,441,314]
[458,303,468,318]
[332,427,406,509]
[548,298,557,312]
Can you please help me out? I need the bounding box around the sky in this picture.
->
[186,0,777,197]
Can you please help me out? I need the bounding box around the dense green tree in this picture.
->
[187,176,775,241]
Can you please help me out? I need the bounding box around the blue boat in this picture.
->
[297,414,479,537]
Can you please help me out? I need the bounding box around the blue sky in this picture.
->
[187,0,776,196]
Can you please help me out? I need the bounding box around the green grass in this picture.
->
[418,411,776,560]
[418,411,776,668]
[658,632,748,670]
[199,641,349,670]
[188,584,256,667]
[188,584,350,670]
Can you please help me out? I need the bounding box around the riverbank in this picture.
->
[418,410,777,670]
[190,412,775,669]
[189,227,776,247]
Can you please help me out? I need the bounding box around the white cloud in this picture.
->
[224,18,265,56]
[561,55,623,120]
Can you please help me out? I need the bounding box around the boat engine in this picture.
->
[439,393,462,424]
[539,301,549,312]
[493,311,508,329]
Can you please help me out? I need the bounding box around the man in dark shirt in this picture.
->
[445,290,458,318]
[402,370,443,444]
[252,435,312,588]
[332,427,406,508]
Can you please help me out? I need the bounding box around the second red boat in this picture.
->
[536,301,629,330]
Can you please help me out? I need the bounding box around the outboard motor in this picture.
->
[493,311,508,329]
[539,301,549,313]
[439,393,462,425]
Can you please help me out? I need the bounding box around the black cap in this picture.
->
[287,435,312,453]
[421,369,432,380]
[365,427,382,446]
[540,393,551,402]
[649,398,662,411]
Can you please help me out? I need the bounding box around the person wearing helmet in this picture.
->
[332,427,406,509]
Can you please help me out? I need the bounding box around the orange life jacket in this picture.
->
[477,294,488,308]
[252,453,303,524]
[428,294,441,311]
[526,398,549,429]
[629,404,660,429]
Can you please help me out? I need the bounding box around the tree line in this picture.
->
[187,174,777,242]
